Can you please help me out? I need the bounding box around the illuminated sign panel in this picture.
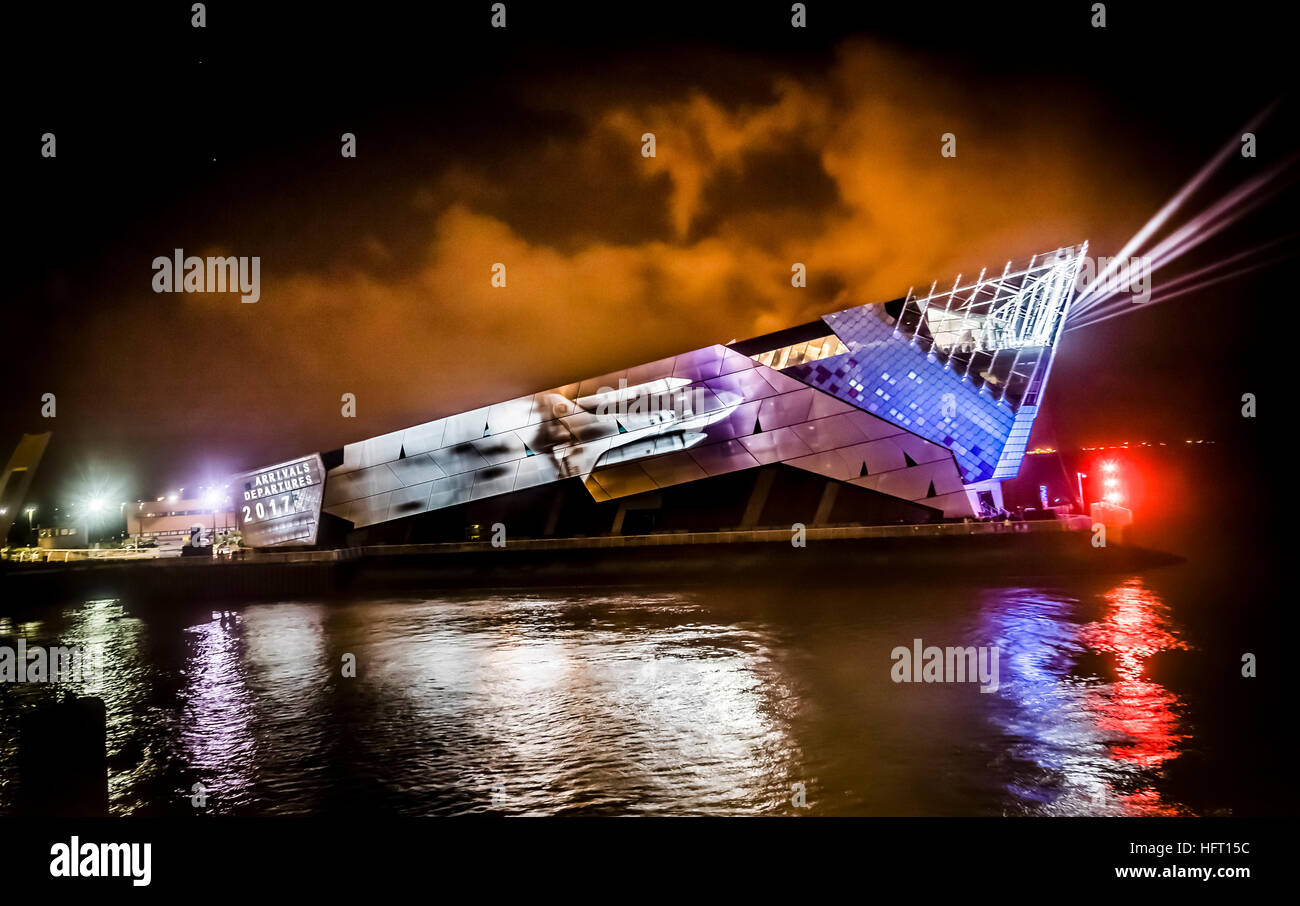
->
[230,453,325,547]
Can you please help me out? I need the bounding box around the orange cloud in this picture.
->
[86,41,1159,467]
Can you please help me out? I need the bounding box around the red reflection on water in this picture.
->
[1080,579,1189,807]
[1120,787,1186,817]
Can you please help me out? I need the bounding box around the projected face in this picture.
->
[313,336,977,528]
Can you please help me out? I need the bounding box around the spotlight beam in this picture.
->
[1074,102,1278,309]
[1065,252,1291,332]
[1070,156,1298,319]
[1141,158,1297,272]
[1068,234,1299,325]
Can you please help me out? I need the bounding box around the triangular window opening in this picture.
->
[398,445,406,460]
[859,462,869,478]
[926,480,937,498]
[903,451,918,468]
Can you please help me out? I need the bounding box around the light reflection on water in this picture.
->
[980,578,1190,816]
[0,577,1199,816]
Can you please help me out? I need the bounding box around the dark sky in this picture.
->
[5,0,1295,505]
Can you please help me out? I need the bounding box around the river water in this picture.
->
[0,555,1274,816]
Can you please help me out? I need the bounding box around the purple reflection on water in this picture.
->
[979,578,1191,816]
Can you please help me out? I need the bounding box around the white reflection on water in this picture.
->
[180,605,335,813]
[337,595,798,815]
[180,614,258,807]
[1,579,1204,816]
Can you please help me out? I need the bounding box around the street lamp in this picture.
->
[201,487,224,554]
[25,506,37,544]
[85,497,106,547]
[1076,472,1087,511]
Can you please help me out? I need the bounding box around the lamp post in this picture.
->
[1076,472,1087,512]
[85,497,106,548]
[201,487,225,556]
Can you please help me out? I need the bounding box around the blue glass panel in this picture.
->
[783,305,1024,484]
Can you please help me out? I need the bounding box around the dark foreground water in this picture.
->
[0,558,1278,816]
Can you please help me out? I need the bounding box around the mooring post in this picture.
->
[17,691,109,817]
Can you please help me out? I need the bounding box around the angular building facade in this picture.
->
[230,245,1086,547]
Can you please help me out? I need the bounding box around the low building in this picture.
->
[126,498,235,547]
[37,526,87,550]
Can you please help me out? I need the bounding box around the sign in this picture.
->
[229,453,325,547]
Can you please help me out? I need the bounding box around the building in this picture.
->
[231,245,1087,547]
[37,526,87,550]
[126,496,235,550]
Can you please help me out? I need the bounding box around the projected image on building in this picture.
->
[237,245,1086,545]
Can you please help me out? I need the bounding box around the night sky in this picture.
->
[6,1,1295,503]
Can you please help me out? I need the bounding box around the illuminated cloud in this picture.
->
[85,41,1158,466]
